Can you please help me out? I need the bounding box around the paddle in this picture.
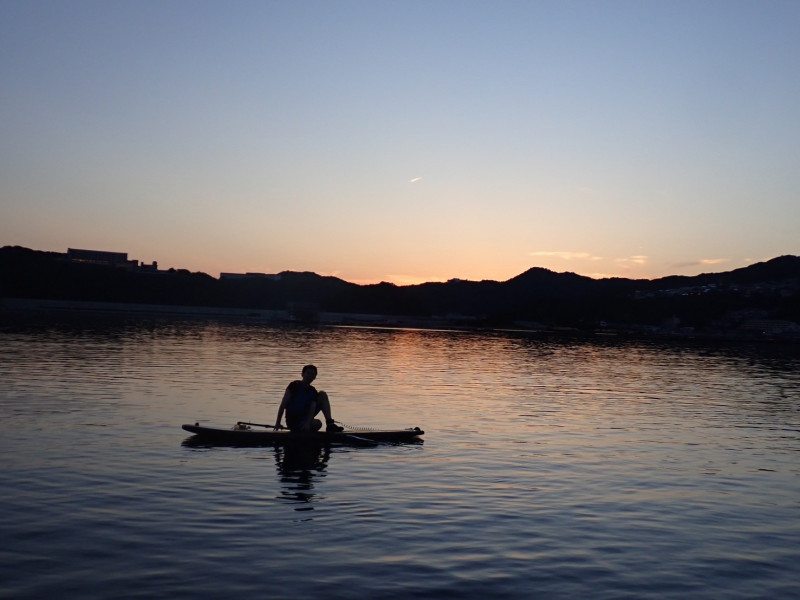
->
[236,420,379,445]
[237,421,281,429]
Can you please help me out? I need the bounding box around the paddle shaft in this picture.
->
[238,420,345,431]
[237,421,376,444]
[237,421,280,429]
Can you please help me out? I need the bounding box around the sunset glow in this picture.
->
[1,2,798,284]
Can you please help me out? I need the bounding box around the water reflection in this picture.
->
[3,319,800,600]
[274,443,330,512]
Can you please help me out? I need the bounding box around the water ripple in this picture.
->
[1,321,799,599]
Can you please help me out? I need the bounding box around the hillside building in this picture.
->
[65,248,158,271]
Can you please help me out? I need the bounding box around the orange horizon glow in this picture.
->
[177,254,769,286]
[5,240,782,287]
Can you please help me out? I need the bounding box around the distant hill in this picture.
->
[1,246,799,337]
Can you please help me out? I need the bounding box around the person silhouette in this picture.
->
[274,365,344,433]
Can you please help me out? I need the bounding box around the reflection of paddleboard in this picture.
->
[181,423,424,446]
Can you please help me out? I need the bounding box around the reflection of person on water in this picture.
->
[276,444,331,476]
[275,444,331,511]
[274,365,344,433]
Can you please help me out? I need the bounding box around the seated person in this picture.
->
[274,365,343,433]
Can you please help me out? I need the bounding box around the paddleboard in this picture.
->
[182,423,424,446]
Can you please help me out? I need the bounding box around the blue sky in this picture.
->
[2,0,798,283]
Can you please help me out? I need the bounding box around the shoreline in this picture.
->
[2,296,798,345]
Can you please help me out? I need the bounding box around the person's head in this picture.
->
[301,364,318,381]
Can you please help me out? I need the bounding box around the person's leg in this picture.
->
[315,391,343,431]
[315,391,334,422]
[304,400,322,431]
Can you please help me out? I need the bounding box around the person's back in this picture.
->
[285,379,318,430]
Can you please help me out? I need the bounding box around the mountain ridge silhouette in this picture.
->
[2,246,798,335]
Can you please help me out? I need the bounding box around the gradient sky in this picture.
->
[2,1,798,284]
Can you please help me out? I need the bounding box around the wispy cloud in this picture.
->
[530,252,650,274]
[409,177,422,183]
[614,255,649,268]
[671,258,730,269]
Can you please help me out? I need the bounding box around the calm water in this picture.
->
[1,319,799,599]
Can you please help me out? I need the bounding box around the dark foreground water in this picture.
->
[1,319,799,599]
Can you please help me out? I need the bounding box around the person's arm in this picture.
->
[274,387,291,429]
